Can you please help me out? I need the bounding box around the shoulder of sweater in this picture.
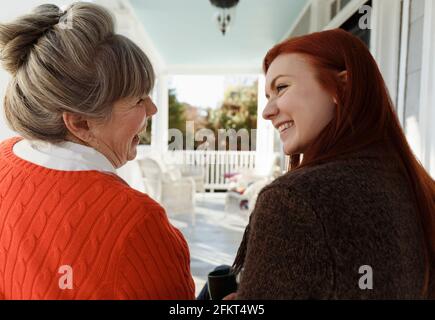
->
[249,156,380,235]
[263,158,357,195]
[266,146,398,193]
[275,159,356,186]
[80,173,171,244]
[88,172,164,213]
[258,149,401,209]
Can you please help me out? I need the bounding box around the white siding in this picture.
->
[404,0,425,160]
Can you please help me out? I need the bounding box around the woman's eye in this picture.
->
[276,84,288,93]
[136,98,144,105]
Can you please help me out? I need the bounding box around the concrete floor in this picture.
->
[168,193,249,297]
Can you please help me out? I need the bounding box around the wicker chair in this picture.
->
[137,157,196,226]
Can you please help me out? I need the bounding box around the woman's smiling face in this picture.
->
[88,96,157,168]
[263,53,336,155]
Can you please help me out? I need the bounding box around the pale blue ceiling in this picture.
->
[130,0,308,70]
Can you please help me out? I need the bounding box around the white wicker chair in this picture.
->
[137,157,196,226]
[224,177,272,217]
[179,165,205,193]
[224,154,282,217]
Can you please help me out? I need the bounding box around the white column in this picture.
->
[255,75,275,176]
[396,0,410,127]
[419,0,435,177]
[151,74,169,153]
[370,0,402,106]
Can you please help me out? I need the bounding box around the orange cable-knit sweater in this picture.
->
[0,137,195,299]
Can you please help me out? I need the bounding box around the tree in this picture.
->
[207,80,258,150]
[145,82,258,150]
[168,88,187,134]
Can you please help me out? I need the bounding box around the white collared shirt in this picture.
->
[13,138,117,173]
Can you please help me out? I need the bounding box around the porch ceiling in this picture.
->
[129,0,308,72]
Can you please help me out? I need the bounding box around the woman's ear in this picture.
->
[337,70,348,85]
[333,70,348,104]
[62,112,92,143]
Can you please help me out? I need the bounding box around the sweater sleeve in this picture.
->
[114,207,195,300]
[237,187,335,299]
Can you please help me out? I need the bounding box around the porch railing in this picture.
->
[163,150,256,191]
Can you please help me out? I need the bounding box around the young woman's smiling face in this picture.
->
[263,53,337,155]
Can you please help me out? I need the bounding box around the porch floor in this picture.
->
[168,192,249,297]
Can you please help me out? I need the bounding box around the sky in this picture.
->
[169,75,258,109]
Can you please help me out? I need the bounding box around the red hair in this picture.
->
[263,28,435,297]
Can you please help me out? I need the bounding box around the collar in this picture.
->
[13,138,117,173]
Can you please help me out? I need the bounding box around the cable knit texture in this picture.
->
[0,137,195,299]
[237,144,429,299]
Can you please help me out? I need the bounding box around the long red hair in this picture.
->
[262,28,435,297]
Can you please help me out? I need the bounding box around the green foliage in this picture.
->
[138,118,152,145]
[154,81,258,150]
[168,88,187,134]
[207,80,258,132]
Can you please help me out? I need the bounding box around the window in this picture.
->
[340,0,372,48]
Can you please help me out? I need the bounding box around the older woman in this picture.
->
[0,3,194,299]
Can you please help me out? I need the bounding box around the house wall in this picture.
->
[308,0,434,177]
[403,0,425,160]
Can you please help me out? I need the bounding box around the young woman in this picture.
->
[231,29,435,299]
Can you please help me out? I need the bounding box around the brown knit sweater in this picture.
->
[235,145,429,299]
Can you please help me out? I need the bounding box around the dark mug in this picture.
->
[207,267,238,300]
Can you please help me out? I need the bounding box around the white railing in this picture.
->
[163,150,256,191]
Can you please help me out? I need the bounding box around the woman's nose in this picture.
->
[262,100,279,120]
[147,100,158,117]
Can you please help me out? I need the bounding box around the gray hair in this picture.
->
[0,2,155,142]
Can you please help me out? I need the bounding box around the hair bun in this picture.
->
[0,4,62,75]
